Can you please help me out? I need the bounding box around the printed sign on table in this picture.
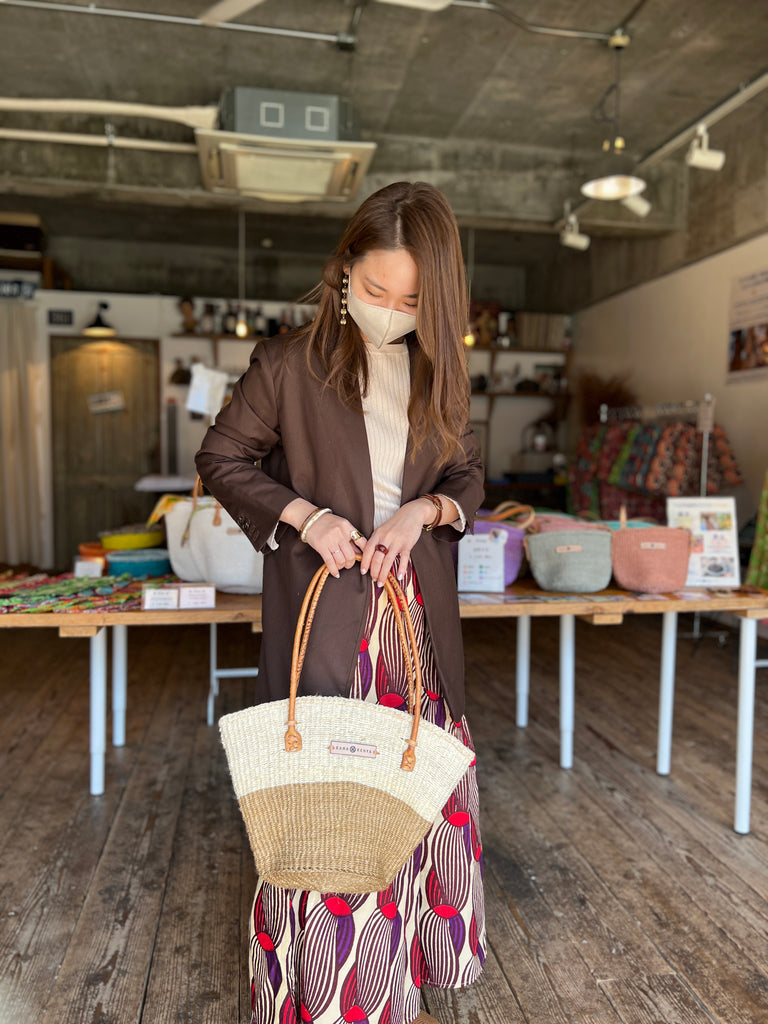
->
[457,531,507,593]
[666,496,740,587]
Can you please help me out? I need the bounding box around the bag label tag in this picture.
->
[556,544,583,554]
[329,740,379,758]
[640,541,667,550]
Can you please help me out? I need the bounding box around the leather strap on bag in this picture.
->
[285,556,422,772]
[479,500,536,530]
[182,475,222,544]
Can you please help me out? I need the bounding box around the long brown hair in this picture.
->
[297,181,470,466]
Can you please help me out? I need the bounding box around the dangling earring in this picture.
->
[340,272,348,326]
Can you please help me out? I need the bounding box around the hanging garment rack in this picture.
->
[599,393,724,645]
[599,393,715,498]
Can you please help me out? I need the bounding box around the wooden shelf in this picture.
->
[471,390,569,398]
[170,333,264,341]
[467,346,567,356]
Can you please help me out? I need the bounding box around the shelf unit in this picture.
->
[467,346,569,480]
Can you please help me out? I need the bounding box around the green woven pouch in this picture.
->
[526,529,613,593]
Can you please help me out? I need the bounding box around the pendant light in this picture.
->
[463,227,476,347]
[580,31,646,202]
[235,208,249,338]
[83,301,117,338]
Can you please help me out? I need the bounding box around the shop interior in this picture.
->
[1,2,768,1022]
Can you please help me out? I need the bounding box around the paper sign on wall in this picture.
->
[186,362,228,418]
[666,496,740,587]
[457,531,507,592]
[87,390,125,414]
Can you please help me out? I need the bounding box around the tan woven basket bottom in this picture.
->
[240,780,433,893]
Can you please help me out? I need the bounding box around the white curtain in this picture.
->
[0,300,53,567]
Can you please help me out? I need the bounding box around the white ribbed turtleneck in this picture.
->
[361,342,410,530]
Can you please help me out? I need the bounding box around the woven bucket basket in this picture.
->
[473,501,536,585]
[219,563,475,893]
[611,506,692,592]
[525,528,613,593]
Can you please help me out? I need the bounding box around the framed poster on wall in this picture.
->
[666,496,740,587]
[728,269,768,378]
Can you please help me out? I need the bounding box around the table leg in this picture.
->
[208,622,219,726]
[560,614,575,769]
[89,627,108,796]
[735,616,757,835]
[516,615,531,727]
[656,610,678,776]
[112,624,127,747]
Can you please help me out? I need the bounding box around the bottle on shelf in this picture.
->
[200,303,216,335]
[253,305,268,337]
[222,303,238,335]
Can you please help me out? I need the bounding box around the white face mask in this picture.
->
[346,280,417,348]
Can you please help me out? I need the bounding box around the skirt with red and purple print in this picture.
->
[247,562,486,1024]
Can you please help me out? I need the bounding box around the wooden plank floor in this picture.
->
[0,614,766,1023]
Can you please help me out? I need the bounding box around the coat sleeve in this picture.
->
[427,422,485,542]
[194,341,301,552]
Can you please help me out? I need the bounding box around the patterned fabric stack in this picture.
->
[0,572,172,613]
[568,420,742,522]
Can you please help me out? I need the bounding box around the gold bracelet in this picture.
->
[421,493,443,532]
[299,506,332,543]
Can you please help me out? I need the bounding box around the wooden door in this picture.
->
[50,337,160,569]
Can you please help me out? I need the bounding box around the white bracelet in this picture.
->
[299,507,332,543]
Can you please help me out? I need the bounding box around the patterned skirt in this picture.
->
[248,563,486,1024]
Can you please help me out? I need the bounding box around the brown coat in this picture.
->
[195,332,485,720]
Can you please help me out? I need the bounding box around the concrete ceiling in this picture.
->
[1,0,767,287]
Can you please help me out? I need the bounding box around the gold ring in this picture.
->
[350,529,362,541]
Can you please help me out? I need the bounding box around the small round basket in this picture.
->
[99,524,164,550]
[105,548,171,578]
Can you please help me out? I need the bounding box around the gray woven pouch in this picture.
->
[526,528,613,592]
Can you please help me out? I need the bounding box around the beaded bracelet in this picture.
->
[421,493,443,532]
[299,507,332,543]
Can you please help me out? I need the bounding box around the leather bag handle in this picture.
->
[479,500,536,530]
[182,475,222,544]
[285,556,422,772]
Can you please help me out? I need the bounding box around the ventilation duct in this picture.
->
[196,88,376,202]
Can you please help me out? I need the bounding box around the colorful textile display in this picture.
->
[0,573,174,613]
[568,420,742,521]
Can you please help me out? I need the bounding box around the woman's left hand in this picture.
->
[360,498,435,585]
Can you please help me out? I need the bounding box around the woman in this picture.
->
[196,181,486,1024]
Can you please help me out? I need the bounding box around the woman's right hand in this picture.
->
[305,513,367,578]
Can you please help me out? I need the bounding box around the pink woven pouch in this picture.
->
[611,507,691,592]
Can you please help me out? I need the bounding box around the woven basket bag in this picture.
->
[611,506,692,592]
[525,527,613,593]
[219,563,475,894]
[473,501,536,585]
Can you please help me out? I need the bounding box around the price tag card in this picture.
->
[457,532,506,592]
[142,585,179,610]
[178,584,216,609]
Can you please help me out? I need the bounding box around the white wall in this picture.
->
[571,232,768,513]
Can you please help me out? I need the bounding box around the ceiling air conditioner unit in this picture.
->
[196,87,376,202]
